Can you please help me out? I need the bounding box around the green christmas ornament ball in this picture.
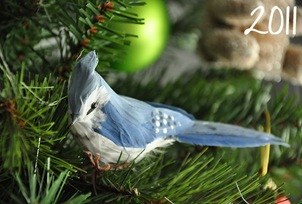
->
[110,0,170,72]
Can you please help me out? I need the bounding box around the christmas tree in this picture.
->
[0,0,301,203]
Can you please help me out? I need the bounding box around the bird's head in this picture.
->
[68,51,109,125]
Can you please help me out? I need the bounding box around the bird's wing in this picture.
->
[94,95,194,148]
[145,102,195,120]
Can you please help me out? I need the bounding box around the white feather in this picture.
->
[75,129,174,164]
[71,86,109,128]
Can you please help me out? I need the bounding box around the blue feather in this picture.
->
[95,79,195,148]
[146,102,195,120]
[95,100,156,148]
[176,121,289,147]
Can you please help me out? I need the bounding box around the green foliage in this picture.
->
[0,64,64,171]
[11,159,90,204]
[0,0,145,73]
[69,149,283,203]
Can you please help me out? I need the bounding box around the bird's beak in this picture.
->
[71,114,80,126]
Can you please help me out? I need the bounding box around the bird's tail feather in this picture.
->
[176,121,289,147]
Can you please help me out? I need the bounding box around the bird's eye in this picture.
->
[91,102,98,109]
[87,102,98,115]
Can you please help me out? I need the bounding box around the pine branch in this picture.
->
[75,149,283,203]
[58,0,145,65]
[10,159,90,204]
[0,64,80,173]
[1,0,146,75]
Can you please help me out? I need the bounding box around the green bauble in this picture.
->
[110,0,170,72]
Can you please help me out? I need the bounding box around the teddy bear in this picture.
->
[197,0,302,84]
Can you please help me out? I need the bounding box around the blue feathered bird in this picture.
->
[68,51,288,169]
